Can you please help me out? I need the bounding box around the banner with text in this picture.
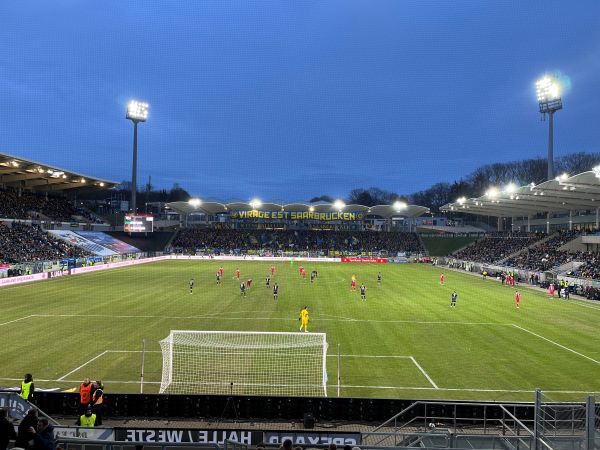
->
[341,257,387,263]
[230,210,364,221]
[264,432,361,446]
[114,428,263,445]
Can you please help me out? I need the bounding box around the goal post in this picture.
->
[159,330,328,397]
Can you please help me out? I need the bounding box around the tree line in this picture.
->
[103,152,599,212]
[311,152,599,211]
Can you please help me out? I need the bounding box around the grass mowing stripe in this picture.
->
[512,324,600,365]
[31,313,504,325]
[3,261,600,400]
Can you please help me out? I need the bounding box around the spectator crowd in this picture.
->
[503,230,582,271]
[172,228,424,255]
[0,189,94,222]
[0,222,89,264]
[452,232,545,264]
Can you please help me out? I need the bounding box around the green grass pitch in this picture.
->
[1,260,600,402]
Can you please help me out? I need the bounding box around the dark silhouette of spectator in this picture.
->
[31,418,55,450]
[0,408,16,450]
[90,380,104,425]
[280,439,293,450]
[15,408,38,450]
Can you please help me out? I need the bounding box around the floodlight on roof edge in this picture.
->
[393,200,408,211]
[126,99,149,214]
[249,198,262,209]
[333,199,346,211]
[188,198,202,207]
[535,74,563,181]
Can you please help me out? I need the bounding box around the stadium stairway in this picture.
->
[416,233,429,256]
[106,231,175,252]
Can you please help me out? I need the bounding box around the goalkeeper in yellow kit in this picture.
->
[299,306,309,332]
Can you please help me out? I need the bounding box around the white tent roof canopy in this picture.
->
[440,169,600,218]
[167,200,429,218]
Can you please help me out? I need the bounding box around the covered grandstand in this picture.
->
[0,152,118,193]
[166,200,429,231]
[440,168,600,232]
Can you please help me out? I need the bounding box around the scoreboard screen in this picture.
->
[124,214,154,233]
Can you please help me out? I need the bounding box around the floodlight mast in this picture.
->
[536,76,563,181]
[126,100,149,213]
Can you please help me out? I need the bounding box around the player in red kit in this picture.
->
[440,273,445,285]
[270,265,275,276]
[549,283,555,298]
[515,290,521,308]
[351,279,357,291]
[219,267,224,277]
[236,268,240,280]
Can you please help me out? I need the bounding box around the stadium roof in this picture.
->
[0,152,118,192]
[440,168,600,218]
[167,200,429,218]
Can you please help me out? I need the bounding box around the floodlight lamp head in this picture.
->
[309,206,315,212]
[188,198,202,207]
[393,200,407,211]
[249,198,262,209]
[555,173,569,182]
[536,75,562,113]
[486,187,500,198]
[126,100,149,122]
[504,183,518,194]
[456,197,466,205]
[333,199,345,211]
[593,165,600,179]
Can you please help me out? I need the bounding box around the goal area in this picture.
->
[159,330,328,397]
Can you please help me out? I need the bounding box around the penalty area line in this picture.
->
[0,315,34,327]
[512,324,600,365]
[57,350,109,381]
[409,356,439,389]
[0,376,597,395]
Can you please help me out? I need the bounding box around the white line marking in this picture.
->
[410,356,439,389]
[109,350,413,358]
[320,313,357,321]
[57,350,108,381]
[31,313,504,325]
[567,300,600,312]
[330,354,412,358]
[0,315,34,327]
[337,385,600,394]
[512,324,600,365]
[0,376,596,394]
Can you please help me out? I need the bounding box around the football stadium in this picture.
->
[2,2,600,450]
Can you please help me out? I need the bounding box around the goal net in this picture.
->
[159,330,328,397]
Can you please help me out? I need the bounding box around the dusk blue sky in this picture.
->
[1,1,599,202]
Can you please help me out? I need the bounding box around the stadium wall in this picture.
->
[30,391,535,426]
